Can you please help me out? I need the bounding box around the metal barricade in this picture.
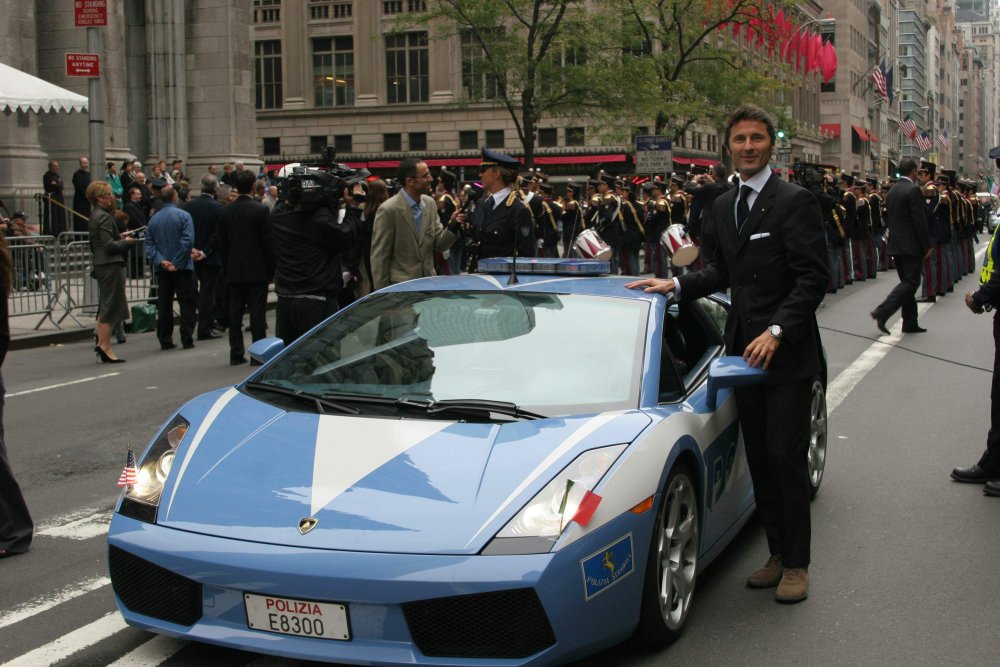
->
[52,240,96,328]
[7,236,59,328]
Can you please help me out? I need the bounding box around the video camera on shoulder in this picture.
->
[792,161,827,188]
[276,147,370,212]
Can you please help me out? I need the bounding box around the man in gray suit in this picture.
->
[370,157,457,290]
[870,158,932,334]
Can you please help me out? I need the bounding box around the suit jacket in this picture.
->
[370,191,456,290]
[215,194,275,283]
[183,194,224,267]
[678,173,829,385]
[884,177,931,258]
[88,207,128,266]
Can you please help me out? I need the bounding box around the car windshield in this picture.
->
[252,290,648,415]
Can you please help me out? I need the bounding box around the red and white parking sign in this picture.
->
[66,53,101,78]
[74,0,108,27]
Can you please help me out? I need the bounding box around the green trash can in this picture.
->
[129,303,157,333]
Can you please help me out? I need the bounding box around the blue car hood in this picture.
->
[157,388,651,554]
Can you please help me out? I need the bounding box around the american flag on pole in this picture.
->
[916,131,932,152]
[872,61,890,103]
[938,130,951,149]
[899,114,917,140]
[117,448,137,487]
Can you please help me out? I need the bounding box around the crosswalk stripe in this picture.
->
[0,575,111,631]
[0,612,126,667]
[105,634,188,666]
[36,509,113,541]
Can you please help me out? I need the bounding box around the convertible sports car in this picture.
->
[107,258,827,665]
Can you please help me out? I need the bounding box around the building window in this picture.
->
[459,130,478,150]
[334,134,353,154]
[310,136,328,154]
[485,129,504,147]
[386,32,429,104]
[566,127,585,146]
[384,133,402,152]
[538,128,558,147]
[313,37,354,107]
[263,137,281,155]
[255,40,282,109]
[409,132,427,151]
[461,30,502,100]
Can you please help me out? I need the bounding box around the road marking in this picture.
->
[36,506,113,541]
[106,634,187,666]
[6,372,121,398]
[826,303,932,414]
[0,612,126,667]
[0,575,111,631]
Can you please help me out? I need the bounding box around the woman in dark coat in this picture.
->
[87,181,134,363]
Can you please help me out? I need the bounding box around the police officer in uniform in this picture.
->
[867,177,887,274]
[618,180,645,275]
[561,182,584,257]
[462,147,535,267]
[839,173,858,283]
[436,167,462,275]
[646,178,671,278]
[955,218,1000,492]
[916,162,941,301]
[536,182,562,258]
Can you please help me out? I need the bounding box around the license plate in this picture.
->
[244,593,350,641]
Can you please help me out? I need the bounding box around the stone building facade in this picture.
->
[0,0,258,217]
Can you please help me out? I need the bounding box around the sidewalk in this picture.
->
[8,290,279,351]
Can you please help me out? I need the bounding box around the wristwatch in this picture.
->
[767,324,783,340]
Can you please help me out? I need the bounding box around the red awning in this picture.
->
[867,131,879,143]
[534,153,627,165]
[265,162,288,172]
[424,157,483,167]
[820,123,841,138]
[851,125,870,141]
[673,157,720,167]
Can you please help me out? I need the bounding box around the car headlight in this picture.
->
[483,444,626,555]
[120,415,189,520]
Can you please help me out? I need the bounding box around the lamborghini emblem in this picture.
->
[298,517,318,535]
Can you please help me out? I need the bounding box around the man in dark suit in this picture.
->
[460,147,534,268]
[627,104,828,603]
[215,170,275,365]
[870,159,932,334]
[183,174,225,340]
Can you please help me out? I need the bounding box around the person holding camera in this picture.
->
[370,157,457,290]
[269,174,363,345]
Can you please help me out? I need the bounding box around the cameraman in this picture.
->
[268,173,362,345]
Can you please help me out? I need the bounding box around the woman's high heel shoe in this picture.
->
[95,346,126,364]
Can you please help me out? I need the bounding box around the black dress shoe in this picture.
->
[182,342,195,349]
[230,356,248,366]
[984,480,1000,497]
[901,325,927,333]
[870,311,890,335]
[951,464,1000,483]
[916,296,936,303]
[197,332,221,340]
[160,342,177,350]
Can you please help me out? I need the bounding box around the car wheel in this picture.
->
[808,377,827,499]
[635,464,699,648]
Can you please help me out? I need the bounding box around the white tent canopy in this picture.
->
[0,61,88,113]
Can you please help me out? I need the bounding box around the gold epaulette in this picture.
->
[505,191,518,207]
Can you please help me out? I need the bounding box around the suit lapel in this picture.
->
[737,174,779,251]
[398,194,421,245]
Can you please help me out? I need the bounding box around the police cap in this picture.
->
[480,146,520,171]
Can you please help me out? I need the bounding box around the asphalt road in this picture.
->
[2,255,999,666]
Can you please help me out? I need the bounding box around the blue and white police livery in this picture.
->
[107,258,828,665]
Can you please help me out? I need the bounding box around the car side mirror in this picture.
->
[705,356,768,410]
[248,337,285,365]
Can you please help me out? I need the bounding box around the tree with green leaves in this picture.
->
[609,0,799,145]
[396,1,629,167]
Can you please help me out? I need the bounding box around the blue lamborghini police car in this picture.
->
[107,258,827,665]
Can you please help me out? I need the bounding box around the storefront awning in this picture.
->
[820,123,841,138]
[867,131,879,143]
[851,125,870,141]
[673,157,720,167]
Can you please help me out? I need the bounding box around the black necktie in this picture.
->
[482,196,495,216]
[737,185,752,233]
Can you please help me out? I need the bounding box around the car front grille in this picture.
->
[402,587,556,659]
[109,546,202,626]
